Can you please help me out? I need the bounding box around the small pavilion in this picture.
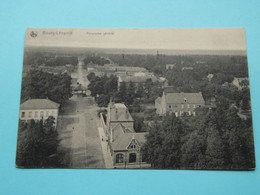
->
[73,84,87,97]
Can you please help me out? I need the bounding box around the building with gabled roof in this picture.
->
[106,102,150,168]
[155,89,205,117]
[19,98,60,126]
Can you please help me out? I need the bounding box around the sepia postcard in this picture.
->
[16,28,255,169]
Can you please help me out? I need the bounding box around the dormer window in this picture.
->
[184,98,187,102]
[131,144,136,149]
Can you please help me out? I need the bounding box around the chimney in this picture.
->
[125,109,129,119]
[115,108,118,120]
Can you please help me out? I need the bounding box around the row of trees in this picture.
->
[23,51,78,66]
[107,53,248,76]
[16,117,66,168]
[83,56,110,66]
[142,105,255,169]
[87,73,163,107]
[21,69,73,105]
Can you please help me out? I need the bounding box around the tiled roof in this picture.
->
[20,99,60,110]
[109,103,134,122]
[118,75,157,83]
[165,92,205,104]
[74,84,87,91]
[111,123,147,151]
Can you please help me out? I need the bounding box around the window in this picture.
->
[115,153,124,163]
[130,144,136,149]
[46,111,49,117]
[181,104,184,109]
[129,153,136,163]
[29,112,32,118]
[34,111,38,118]
[193,104,196,108]
[21,112,25,118]
[169,105,171,108]
[188,111,191,115]
[40,111,44,117]
[193,112,196,116]
[51,111,55,116]
[187,104,190,108]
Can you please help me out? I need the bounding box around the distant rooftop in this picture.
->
[74,84,87,91]
[109,103,134,122]
[165,92,205,104]
[118,75,157,83]
[20,99,60,110]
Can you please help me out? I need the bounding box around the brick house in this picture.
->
[107,102,150,168]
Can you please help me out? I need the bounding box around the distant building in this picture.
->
[19,99,60,126]
[166,64,176,70]
[106,103,150,168]
[117,75,158,88]
[232,77,249,90]
[182,67,194,71]
[73,84,87,97]
[87,64,149,77]
[155,89,205,116]
[107,103,134,131]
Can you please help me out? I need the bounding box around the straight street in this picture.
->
[57,57,105,168]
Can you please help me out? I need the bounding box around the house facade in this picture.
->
[117,74,158,89]
[155,89,205,117]
[19,98,60,126]
[106,102,150,168]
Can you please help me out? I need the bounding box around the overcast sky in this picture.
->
[25,28,247,51]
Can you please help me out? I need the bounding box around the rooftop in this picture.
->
[74,84,87,91]
[111,123,147,151]
[109,103,134,122]
[165,92,205,104]
[118,75,158,83]
[20,99,60,110]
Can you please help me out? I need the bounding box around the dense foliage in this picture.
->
[87,73,118,107]
[83,56,110,65]
[16,117,65,168]
[142,105,255,169]
[21,69,72,105]
[23,52,78,66]
[87,73,163,107]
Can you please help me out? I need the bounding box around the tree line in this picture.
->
[83,56,110,66]
[16,117,67,168]
[142,103,255,169]
[21,69,73,105]
[24,52,78,66]
[87,73,163,107]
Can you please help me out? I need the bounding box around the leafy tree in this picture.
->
[125,81,135,105]
[116,81,127,102]
[135,83,144,99]
[96,94,110,107]
[143,114,189,168]
[21,69,72,105]
[16,117,64,168]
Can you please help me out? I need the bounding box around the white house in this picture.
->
[19,98,60,127]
